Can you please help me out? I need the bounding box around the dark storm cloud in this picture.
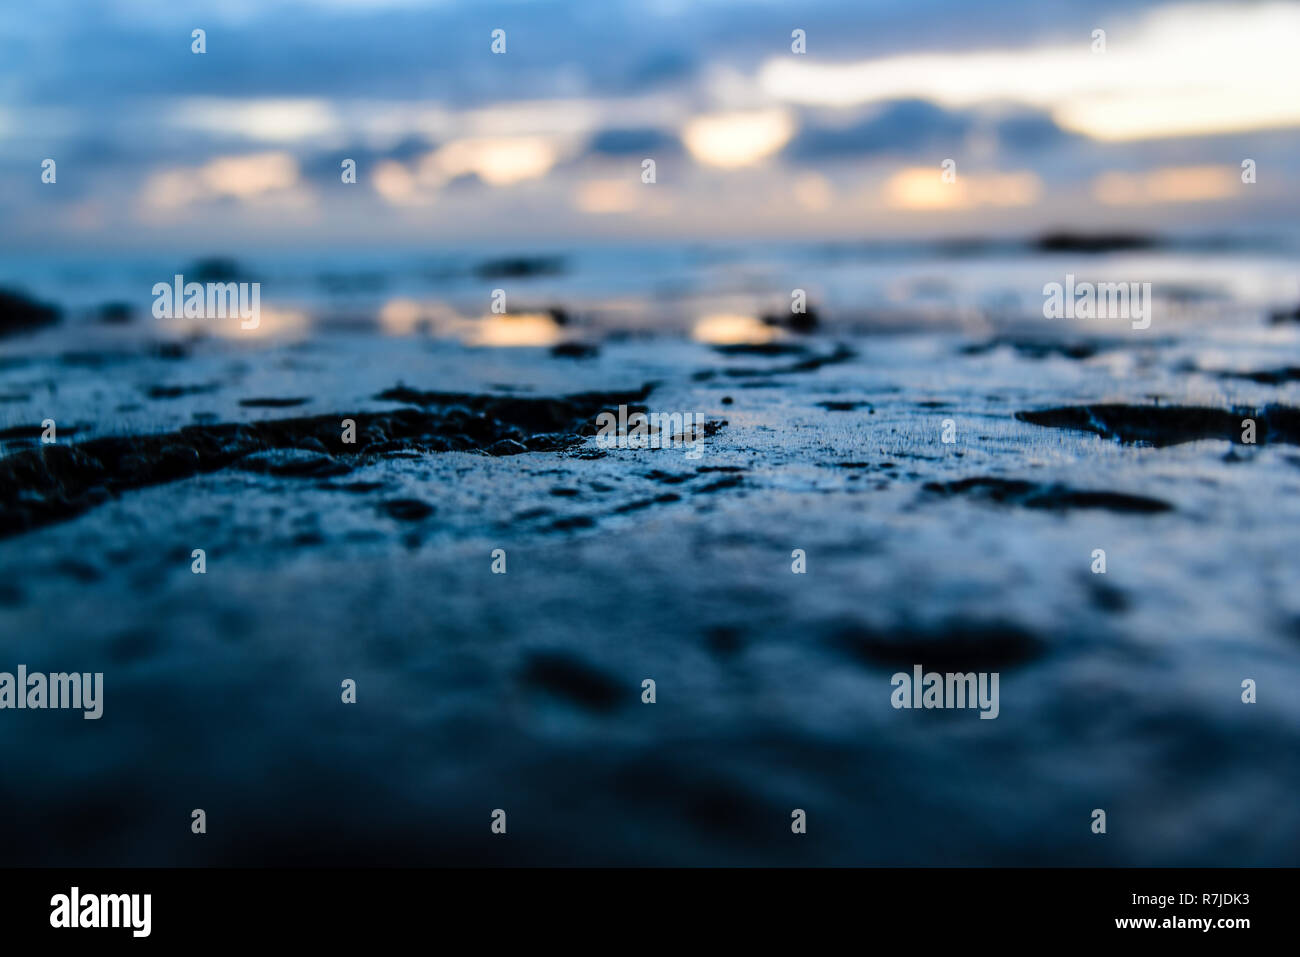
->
[786,101,972,159]
[785,102,1078,161]
[586,128,681,157]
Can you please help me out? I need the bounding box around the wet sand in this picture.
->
[1,262,1299,865]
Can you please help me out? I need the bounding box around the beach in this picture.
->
[1,242,1298,865]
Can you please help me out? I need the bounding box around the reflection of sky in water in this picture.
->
[1,244,1295,349]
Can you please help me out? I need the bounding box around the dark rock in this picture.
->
[316,481,386,494]
[0,288,61,338]
[235,449,351,478]
[1033,232,1159,254]
[833,619,1045,670]
[146,383,218,399]
[923,476,1173,513]
[550,341,598,359]
[550,515,595,530]
[704,625,744,655]
[695,475,743,494]
[97,302,134,324]
[1016,403,1300,447]
[0,385,663,538]
[712,342,809,357]
[54,558,102,583]
[513,506,553,521]
[1216,367,1300,385]
[520,651,624,712]
[379,498,434,521]
[472,256,566,280]
[1267,304,1300,325]
[152,342,190,361]
[239,397,310,408]
[615,493,680,512]
[375,384,652,436]
[760,304,820,333]
[721,344,854,378]
[961,337,1102,360]
[186,257,248,283]
[486,438,529,456]
[644,469,692,484]
[1089,581,1130,613]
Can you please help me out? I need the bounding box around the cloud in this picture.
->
[574,179,638,214]
[422,136,562,186]
[1092,165,1239,204]
[3,0,1296,248]
[883,167,1042,210]
[758,2,1300,141]
[140,152,301,208]
[621,50,697,91]
[994,113,1076,152]
[170,98,341,143]
[786,100,970,160]
[681,109,795,168]
[369,134,566,206]
[372,159,430,207]
[783,101,1075,164]
[586,128,681,157]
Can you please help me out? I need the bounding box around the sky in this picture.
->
[1,0,1298,252]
